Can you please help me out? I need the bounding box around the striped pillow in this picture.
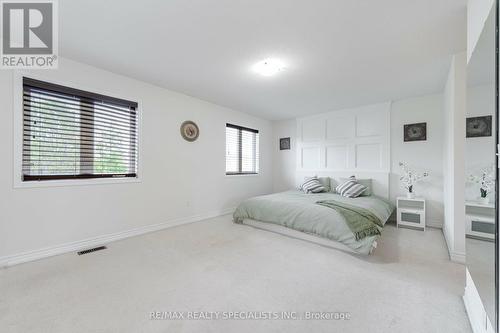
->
[335,176,367,198]
[300,176,327,194]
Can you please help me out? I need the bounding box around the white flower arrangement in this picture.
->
[399,162,429,196]
[468,165,495,200]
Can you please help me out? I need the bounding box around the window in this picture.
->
[225,123,259,175]
[22,77,138,181]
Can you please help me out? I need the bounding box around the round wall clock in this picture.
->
[180,120,200,142]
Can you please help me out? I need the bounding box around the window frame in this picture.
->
[13,73,142,188]
[225,123,259,176]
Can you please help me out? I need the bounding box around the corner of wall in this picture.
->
[272,118,298,192]
[442,51,467,262]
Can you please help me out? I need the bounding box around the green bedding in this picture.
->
[316,200,382,241]
[233,190,395,255]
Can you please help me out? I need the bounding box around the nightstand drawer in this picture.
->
[465,215,495,240]
[471,220,495,234]
[400,211,421,224]
[397,200,425,210]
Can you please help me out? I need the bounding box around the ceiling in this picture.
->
[60,0,467,120]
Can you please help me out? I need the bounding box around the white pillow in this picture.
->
[335,176,367,198]
[339,177,372,196]
[300,176,327,194]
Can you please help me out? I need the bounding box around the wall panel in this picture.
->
[296,102,390,173]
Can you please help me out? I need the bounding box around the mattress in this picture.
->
[233,190,395,255]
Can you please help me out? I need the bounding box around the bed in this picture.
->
[233,190,395,255]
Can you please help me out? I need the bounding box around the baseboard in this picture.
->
[442,223,466,264]
[0,207,236,268]
[449,251,466,264]
[426,218,443,229]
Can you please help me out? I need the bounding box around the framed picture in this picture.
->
[466,115,492,138]
[404,123,427,142]
[280,137,291,150]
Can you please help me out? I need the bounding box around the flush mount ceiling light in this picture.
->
[252,58,286,77]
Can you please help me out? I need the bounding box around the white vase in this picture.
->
[406,192,415,199]
[478,197,489,205]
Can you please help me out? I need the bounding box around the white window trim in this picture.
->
[12,71,142,189]
[224,173,260,178]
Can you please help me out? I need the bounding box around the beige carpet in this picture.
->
[0,215,471,333]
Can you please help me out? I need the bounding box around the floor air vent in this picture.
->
[77,246,107,255]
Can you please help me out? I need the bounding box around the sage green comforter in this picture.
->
[233,190,395,255]
[316,200,383,241]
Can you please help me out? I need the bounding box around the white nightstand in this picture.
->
[397,197,426,231]
[465,201,495,240]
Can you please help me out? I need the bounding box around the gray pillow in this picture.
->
[317,177,331,192]
[329,178,338,192]
[339,177,372,196]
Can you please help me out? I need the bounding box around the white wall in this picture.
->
[467,0,495,62]
[443,52,467,263]
[272,94,447,227]
[465,84,496,202]
[272,119,297,192]
[390,94,444,227]
[0,58,273,263]
[295,103,391,173]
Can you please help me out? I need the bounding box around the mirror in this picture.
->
[466,4,497,329]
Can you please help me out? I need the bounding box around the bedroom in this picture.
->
[0,0,497,332]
